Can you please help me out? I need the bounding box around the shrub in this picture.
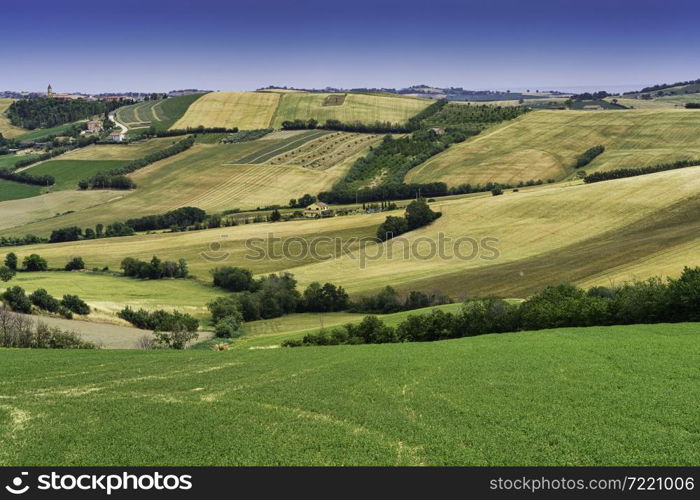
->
[211,266,256,292]
[153,324,198,350]
[207,296,241,323]
[120,256,188,279]
[23,254,48,272]
[64,257,85,271]
[4,252,17,270]
[61,294,90,315]
[575,145,605,168]
[0,265,15,282]
[0,308,96,349]
[214,314,243,338]
[29,288,60,313]
[117,306,199,332]
[2,286,32,313]
[301,282,349,312]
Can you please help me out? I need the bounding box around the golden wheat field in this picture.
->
[271,92,431,127]
[406,109,700,186]
[171,92,280,130]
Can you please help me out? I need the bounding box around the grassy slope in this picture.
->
[11,272,223,323]
[271,92,430,128]
[0,98,28,138]
[0,180,42,202]
[26,160,128,190]
[407,109,700,186]
[5,167,700,298]
[610,95,700,110]
[0,323,697,465]
[15,121,86,142]
[0,135,361,236]
[171,92,280,130]
[115,94,205,130]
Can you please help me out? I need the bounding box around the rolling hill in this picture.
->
[1,323,696,465]
[5,166,699,302]
[114,93,205,130]
[406,109,700,186]
[0,98,28,138]
[171,92,280,130]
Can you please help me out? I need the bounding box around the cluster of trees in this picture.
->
[0,168,55,186]
[288,194,317,208]
[2,286,90,317]
[221,129,272,143]
[120,256,189,280]
[0,308,95,349]
[422,102,529,133]
[7,98,132,129]
[0,235,47,248]
[2,251,85,274]
[575,145,605,168]
[571,91,611,101]
[376,198,441,241]
[49,222,134,243]
[117,306,199,333]
[80,173,135,190]
[281,118,412,134]
[349,286,450,314]
[136,125,239,139]
[125,207,207,232]
[627,78,700,95]
[583,158,700,184]
[78,136,195,189]
[686,103,700,109]
[286,266,700,347]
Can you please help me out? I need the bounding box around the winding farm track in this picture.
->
[108,111,128,138]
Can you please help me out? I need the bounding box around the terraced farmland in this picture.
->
[407,109,700,186]
[172,92,280,130]
[115,94,205,130]
[1,323,697,465]
[272,92,431,127]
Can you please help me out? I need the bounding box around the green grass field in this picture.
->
[11,271,224,324]
[271,92,431,128]
[172,92,280,130]
[0,154,39,171]
[407,109,700,186]
[0,322,697,465]
[115,94,205,130]
[25,160,128,190]
[0,179,43,202]
[15,121,86,142]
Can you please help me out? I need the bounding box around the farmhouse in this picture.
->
[108,130,124,142]
[303,201,331,218]
[86,120,104,133]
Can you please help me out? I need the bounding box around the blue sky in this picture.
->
[2,0,699,93]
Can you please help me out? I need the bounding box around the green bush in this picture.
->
[64,257,85,271]
[29,288,60,313]
[214,314,244,338]
[2,286,32,313]
[23,254,48,272]
[61,294,90,315]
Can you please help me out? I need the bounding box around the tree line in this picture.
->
[575,145,605,168]
[285,266,700,347]
[7,97,133,129]
[583,158,700,183]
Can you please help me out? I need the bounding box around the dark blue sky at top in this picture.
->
[2,0,699,93]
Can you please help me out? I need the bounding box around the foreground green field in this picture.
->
[407,109,700,186]
[0,179,42,202]
[0,323,697,465]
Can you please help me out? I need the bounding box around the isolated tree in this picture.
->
[0,266,16,283]
[4,252,17,270]
[270,209,282,222]
[23,254,48,272]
